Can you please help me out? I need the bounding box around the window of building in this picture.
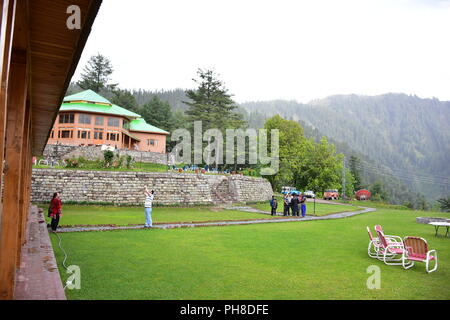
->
[60,130,72,139]
[51,131,54,139]
[77,130,90,139]
[95,116,104,126]
[94,128,104,140]
[108,117,120,127]
[107,133,119,141]
[147,139,157,146]
[59,113,74,124]
[123,119,130,130]
[78,114,91,124]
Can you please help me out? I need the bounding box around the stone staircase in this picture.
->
[212,177,236,205]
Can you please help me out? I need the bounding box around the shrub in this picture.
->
[126,155,133,169]
[65,158,81,168]
[103,150,114,167]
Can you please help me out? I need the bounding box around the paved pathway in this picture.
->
[15,207,66,300]
[56,206,376,233]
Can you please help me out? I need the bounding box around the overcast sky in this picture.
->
[72,0,450,103]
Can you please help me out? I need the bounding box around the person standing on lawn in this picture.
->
[283,193,291,216]
[300,192,307,218]
[49,192,62,232]
[270,196,278,216]
[291,192,300,217]
[144,186,154,228]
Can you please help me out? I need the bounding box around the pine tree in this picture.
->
[184,69,246,169]
[184,69,245,131]
[349,155,363,190]
[140,96,175,131]
[437,195,450,212]
[77,54,116,93]
[111,88,139,114]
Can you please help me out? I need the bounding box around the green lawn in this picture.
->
[51,207,450,300]
[40,201,360,227]
[41,205,281,227]
[251,198,361,216]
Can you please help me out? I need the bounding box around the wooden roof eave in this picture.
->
[30,0,103,155]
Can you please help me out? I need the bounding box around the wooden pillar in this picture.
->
[16,99,31,265]
[0,0,16,223]
[22,112,32,247]
[0,48,28,300]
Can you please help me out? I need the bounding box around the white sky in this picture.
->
[73,0,450,103]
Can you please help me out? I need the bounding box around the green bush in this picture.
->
[65,158,81,168]
[126,155,133,169]
[103,150,114,168]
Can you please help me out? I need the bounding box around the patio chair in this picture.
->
[367,227,381,258]
[402,237,438,273]
[374,225,403,243]
[367,225,403,258]
[375,230,409,266]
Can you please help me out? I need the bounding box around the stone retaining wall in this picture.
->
[43,144,168,165]
[31,169,273,206]
[416,217,450,224]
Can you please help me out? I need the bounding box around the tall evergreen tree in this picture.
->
[77,54,116,93]
[437,195,450,212]
[184,69,246,168]
[140,96,174,131]
[111,88,139,114]
[349,155,363,190]
[184,69,245,131]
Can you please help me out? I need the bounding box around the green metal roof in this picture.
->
[64,89,112,105]
[129,118,169,135]
[60,90,169,135]
[60,102,141,119]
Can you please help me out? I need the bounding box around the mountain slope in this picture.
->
[241,94,450,200]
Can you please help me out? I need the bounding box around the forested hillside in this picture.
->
[241,94,450,201]
[66,73,449,205]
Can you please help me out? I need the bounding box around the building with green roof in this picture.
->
[48,90,169,153]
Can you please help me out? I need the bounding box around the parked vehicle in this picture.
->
[355,189,371,200]
[303,190,316,198]
[281,186,298,194]
[323,189,339,200]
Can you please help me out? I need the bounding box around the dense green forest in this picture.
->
[240,94,450,203]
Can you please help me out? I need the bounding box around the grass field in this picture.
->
[40,201,360,227]
[41,205,280,227]
[51,206,450,300]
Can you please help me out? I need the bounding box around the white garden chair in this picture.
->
[375,230,408,266]
[367,226,402,259]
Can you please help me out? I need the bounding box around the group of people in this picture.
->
[270,193,307,217]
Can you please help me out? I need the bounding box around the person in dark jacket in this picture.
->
[291,193,300,217]
[49,192,62,232]
[270,196,278,216]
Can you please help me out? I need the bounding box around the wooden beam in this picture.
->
[0,0,16,225]
[16,98,31,266]
[0,48,28,300]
